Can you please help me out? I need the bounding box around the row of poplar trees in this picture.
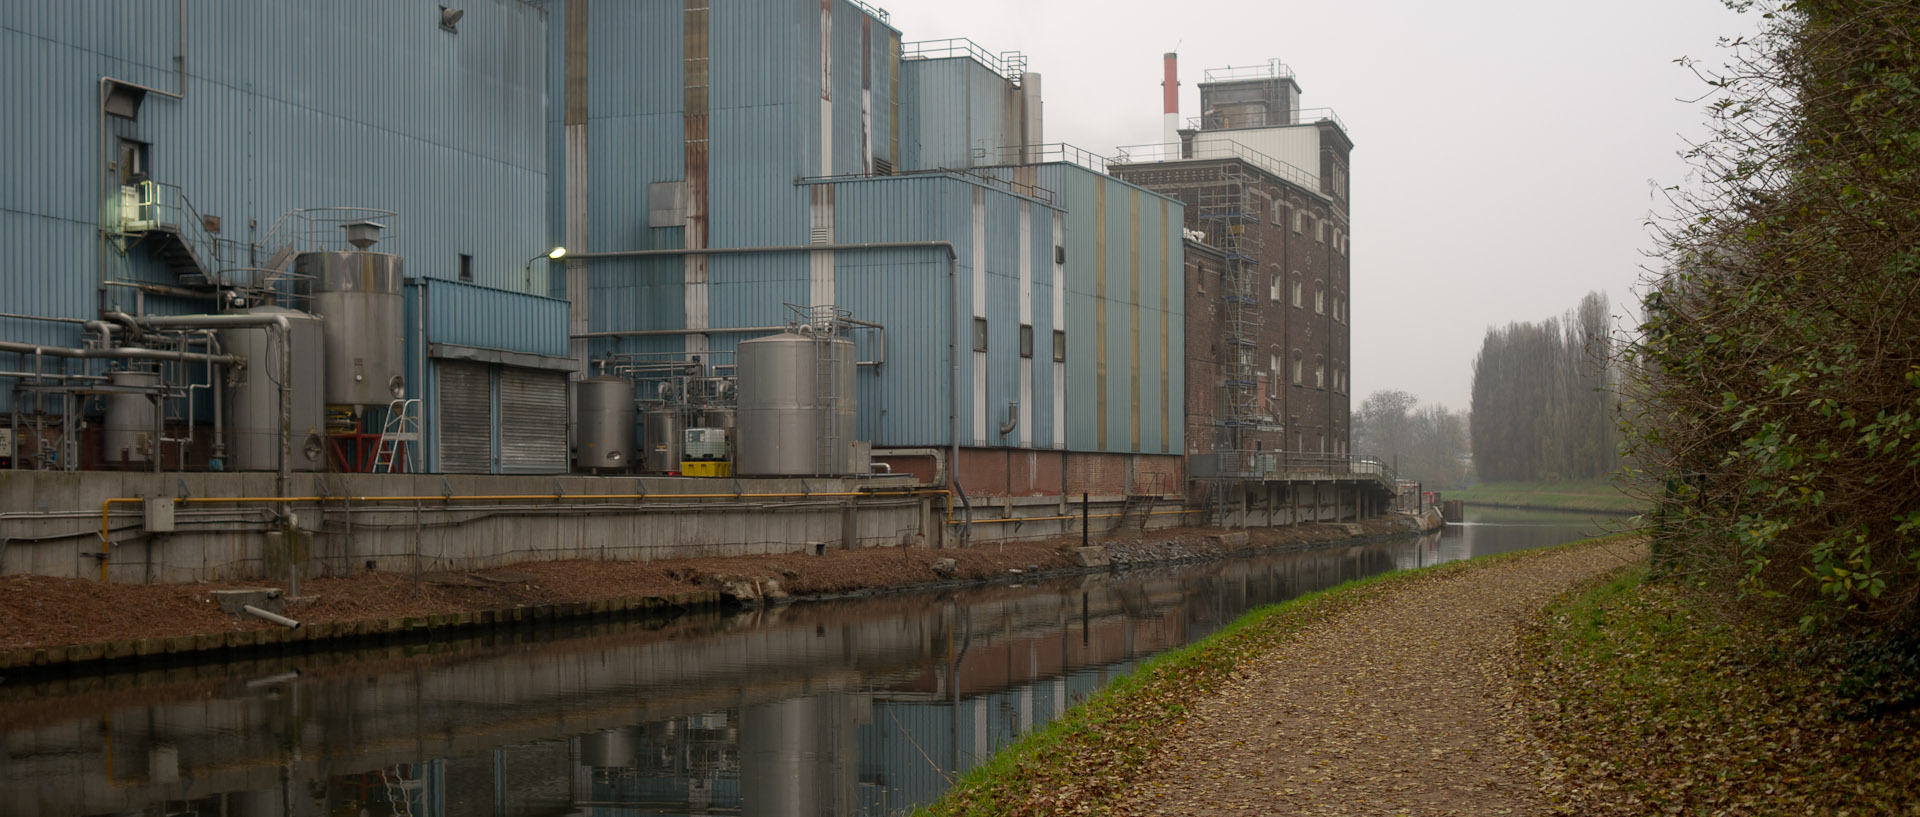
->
[1468,292,1618,483]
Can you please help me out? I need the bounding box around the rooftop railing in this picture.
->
[1187,107,1349,135]
[980,143,1111,174]
[1202,60,1295,83]
[902,38,1027,83]
[1110,139,1322,192]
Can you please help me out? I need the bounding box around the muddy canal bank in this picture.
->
[0,517,1429,674]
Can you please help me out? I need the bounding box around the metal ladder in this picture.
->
[372,398,421,473]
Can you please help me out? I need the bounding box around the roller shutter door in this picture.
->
[499,367,569,474]
[437,361,493,473]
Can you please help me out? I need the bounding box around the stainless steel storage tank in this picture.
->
[223,306,327,472]
[297,249,405,409]
[736,330,856,476]
[699,405,736,432]
[105,369,160,463]
[575,376,636,472]
[641,407,685,473]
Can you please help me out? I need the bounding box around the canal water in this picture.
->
[0,509,1623,817]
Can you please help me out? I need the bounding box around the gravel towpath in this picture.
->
[1113,541,1642,816]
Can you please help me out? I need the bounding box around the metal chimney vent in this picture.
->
[342,221,385,250]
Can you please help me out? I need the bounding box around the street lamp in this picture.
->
[524,246,566,289]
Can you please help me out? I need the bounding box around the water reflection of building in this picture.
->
[1,542,1423,817]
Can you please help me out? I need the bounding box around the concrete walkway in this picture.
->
[1113,542,1642,816]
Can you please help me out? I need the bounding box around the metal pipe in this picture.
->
[105,279,219,300]
[0,340,239,365]
[129,313,294,499]
[574,324,788,339]
[0,371,105,382]
[0,312,90,325]
[242,604,301,629]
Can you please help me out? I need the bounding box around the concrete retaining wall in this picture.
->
[0,471,942,582]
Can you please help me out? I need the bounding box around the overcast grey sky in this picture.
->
[881,0,1751,412]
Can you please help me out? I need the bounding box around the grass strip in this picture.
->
[917,533,1637,817]
[1447,480,1643,514]
[1519,569,1920,815]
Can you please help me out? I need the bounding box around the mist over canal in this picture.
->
[0,510,1621,817]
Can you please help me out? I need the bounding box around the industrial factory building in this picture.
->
[1109,56,1357,511]
[0,0,1385,582]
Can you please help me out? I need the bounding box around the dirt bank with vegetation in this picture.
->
[0,517,1425,672]
[1520,568,1920,815]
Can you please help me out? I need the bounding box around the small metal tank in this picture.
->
[642,407,685,473]
[575,376,636,472]
[222,306,327,472]
[298,242,405,409]
[104,369,160,463]
[699,404,736,432]
[736,330,856,476]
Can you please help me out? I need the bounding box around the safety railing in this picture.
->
[1111,139,1322,193]
[1186,106,1348,135]
[982,143,1110,174]
[1202,60,1295,83]
[902,38,1027,82]
[256,206,402,255]
[1190,451,1395,483]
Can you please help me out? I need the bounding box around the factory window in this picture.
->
[972,317,988,353]
[1293,212,1304,233]
[458,253,473,282]
[1315,361,1326,389]
[1315,284,1325,315]
[1291,352,1303,385]
[1292,280,1303,308]
[1019,324,1033,358]
[1269,274,1280,301]
[1052,329,1066,362]
[1316,219,1326,243]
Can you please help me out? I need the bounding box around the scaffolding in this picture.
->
[1197,164,1264,523]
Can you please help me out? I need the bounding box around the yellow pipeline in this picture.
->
[97,488,955,582]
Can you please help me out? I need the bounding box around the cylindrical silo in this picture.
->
[104,369,160,464]
[736,330,856,476]
[298,250,405,410]
[222,306,327,472]
[575,376,636,472]
[642,407,685,473]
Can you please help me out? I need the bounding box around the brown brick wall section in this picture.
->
[1114,159,1352,461]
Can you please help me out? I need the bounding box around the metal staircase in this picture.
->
[1115,472,1166,531]
[371,399,421,474]
[114,180,214,283]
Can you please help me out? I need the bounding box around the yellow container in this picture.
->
[681,461,732,478]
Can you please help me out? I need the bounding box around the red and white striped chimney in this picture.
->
[1162,52,1179,146]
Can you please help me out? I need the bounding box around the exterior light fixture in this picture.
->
[524,247,566,289]
[439,6,464,33]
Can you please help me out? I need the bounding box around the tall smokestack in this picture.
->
[1162,52,1179,146]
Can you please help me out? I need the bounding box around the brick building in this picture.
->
[1112,61,1353,506]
